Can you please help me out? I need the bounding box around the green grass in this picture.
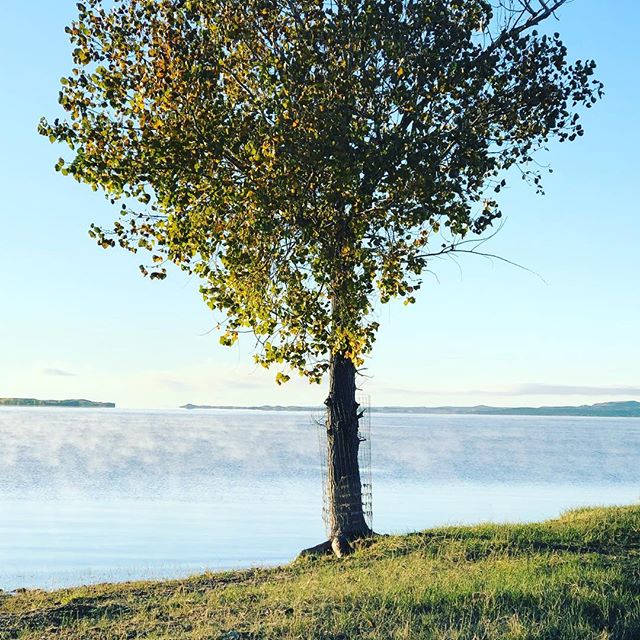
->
[2,505,639,639]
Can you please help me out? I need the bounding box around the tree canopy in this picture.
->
[41,0,602,382]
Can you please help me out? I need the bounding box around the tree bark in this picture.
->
[324,352,371,547]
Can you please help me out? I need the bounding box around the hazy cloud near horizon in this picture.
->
[374,383,640,400]
[505,384,640,397]
[16,364,640,407]
[155,377,194,392]
[42,368,76,377]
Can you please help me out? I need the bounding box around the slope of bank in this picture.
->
[1,505,639,639]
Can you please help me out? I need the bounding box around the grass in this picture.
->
[1,505,639,639]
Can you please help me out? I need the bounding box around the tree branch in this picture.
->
[485,1,569,57]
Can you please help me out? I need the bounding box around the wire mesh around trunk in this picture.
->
[316,393,373,536]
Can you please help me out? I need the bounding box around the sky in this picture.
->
[0,1,638,409]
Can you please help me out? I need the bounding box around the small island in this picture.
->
[0,398,115,408]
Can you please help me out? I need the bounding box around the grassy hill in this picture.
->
[1,505,639,639]
[0,398,115,408]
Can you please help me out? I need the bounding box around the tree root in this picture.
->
[298,532,380,559]
[298,539,333,558]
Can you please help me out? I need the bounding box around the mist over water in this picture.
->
[1,408,638,589]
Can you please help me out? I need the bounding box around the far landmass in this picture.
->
[181,400,640,417]
[0,398,115,408]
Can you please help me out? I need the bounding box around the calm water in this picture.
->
[1,408,638,590]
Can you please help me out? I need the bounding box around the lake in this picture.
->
[0,408,638,590]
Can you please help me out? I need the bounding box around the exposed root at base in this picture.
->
[299,532,380,559]
[298,539,333,558]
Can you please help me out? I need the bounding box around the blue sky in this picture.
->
[0,1,638,408]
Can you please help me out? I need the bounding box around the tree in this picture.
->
[41,0,602,554]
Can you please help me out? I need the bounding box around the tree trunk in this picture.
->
[324,352,371,549]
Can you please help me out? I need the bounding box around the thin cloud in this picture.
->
[233,378,279,391]
[371,383,640,399]
[43,368,76,377]
[507,384,640,397]
[154,373,268,393]
[373,386,449,396]
[156,378,194,391]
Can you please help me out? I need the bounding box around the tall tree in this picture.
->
[42,0,601,554]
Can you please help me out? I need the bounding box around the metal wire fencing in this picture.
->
[316,393,373,536]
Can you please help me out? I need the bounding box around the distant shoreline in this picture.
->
[0,398,115,408]
[181,400,640,418]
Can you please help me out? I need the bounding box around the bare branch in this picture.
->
[486,0,569,57]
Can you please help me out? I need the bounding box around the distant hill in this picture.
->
[0,398,115,408]
[181,401,640,417]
